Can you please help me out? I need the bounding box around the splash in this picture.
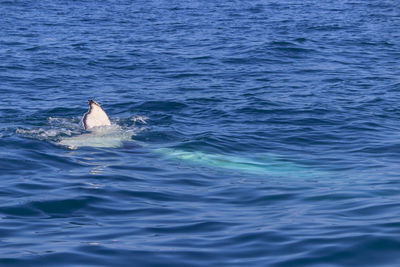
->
[17,117,142,149]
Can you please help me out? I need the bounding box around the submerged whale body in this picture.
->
[155,148,320,178]
[82,100,111,130]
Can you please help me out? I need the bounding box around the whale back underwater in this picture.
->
[16,101,323,179]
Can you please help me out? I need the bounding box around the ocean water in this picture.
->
[1,0,400,265]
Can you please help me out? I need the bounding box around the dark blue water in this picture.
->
[1,0,400,265]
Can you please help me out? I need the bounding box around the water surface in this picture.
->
[1,0,400,266]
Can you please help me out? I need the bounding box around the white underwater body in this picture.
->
[155,148,320,178]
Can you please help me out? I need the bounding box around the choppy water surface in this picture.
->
[1,0,400,266]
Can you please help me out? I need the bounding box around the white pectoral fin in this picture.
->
[83,100,112,130]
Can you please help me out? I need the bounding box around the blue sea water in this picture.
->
[1,0,400,265]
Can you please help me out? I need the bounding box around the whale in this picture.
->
[51,100,323,178]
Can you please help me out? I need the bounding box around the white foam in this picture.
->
[58,131,132,149]
[58,124,141,149]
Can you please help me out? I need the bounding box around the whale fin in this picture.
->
[82,100,111,130]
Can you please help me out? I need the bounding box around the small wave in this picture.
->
[130,115,149,124]
[47,116,76,124]
[47,116,82,129]
[16,128,74,141]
